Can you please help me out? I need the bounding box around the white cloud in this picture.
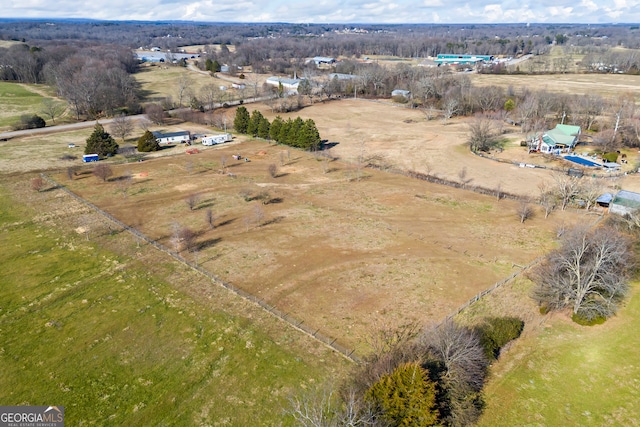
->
[579,0,599,12]
[2,0,640,23]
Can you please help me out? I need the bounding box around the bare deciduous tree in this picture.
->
[517,201,534,223]
[467,114,498,152]
[93,163,113,182]
[145,103,165,125]
[579,178,603,211]
[66,166,76,181]
[117,171,132,198]
[538,181,557,218]
[553,173,581,210]
[531,225,633,321]
[253,203,265,226]
[205,208,216,229]
[110,113,134,143]
[458,167,472,188]
[31,176,45,192]
[268,163,278,178]
[178,227,198,253]
[40,98,65,124]
[185,193,200,210]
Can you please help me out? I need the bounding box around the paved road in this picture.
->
[0,115,145,140]
[0,94,275,141]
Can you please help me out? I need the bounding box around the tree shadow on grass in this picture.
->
[260,215,284,227]
[216,217,236,228]
[197,237,222,251]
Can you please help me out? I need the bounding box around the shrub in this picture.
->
[13,114,46,130]
[476,317,524,360]
[602,152,619,163]
[572,312,607,326]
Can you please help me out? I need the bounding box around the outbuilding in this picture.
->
[609,190,640,215]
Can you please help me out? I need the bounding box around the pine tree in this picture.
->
[258,117,271,139]
[85,123,118,157]
[278,118,293,145]
[233,106,250,134]
[301,118,321,150]
[270,116,284,142]
[137,130,160,152]
[247,110,264,137]
[366,362,439,427]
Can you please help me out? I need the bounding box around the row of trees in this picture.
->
[290,317,524,426]
[233,106,322,150]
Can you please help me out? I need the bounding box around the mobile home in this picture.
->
[201,133,232,146]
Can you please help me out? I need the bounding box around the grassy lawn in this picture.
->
[477,283,640,426]
[0,82,47,129]
[0,178,348,425]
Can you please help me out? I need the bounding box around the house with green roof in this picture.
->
[529,124,581,154]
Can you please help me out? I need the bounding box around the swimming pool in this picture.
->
[563,155,602,167]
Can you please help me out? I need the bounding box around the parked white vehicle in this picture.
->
[201,133,232,146]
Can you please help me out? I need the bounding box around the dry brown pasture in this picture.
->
[471,72,640,100]
[59,135,581,352]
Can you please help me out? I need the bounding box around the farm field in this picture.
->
[4,69,640,424]
[57,136,582,352]
[471,72,640,100]
[0,176,349,425]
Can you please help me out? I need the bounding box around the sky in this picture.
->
[3,0,640,24]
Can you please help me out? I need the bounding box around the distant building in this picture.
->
[328,73,360,81]
[265,76,304,93]
[311,56,336,67]
[434,54,494,66]
[391,89,411,98]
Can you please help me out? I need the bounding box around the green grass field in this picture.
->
[0,179,347,425]
[0,82,48,129]
[476,283,640,426]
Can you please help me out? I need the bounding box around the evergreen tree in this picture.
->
[247,110,264,137]
[278,118,293,145]
[233,106,250,134]
[300,118,321,150]
[137,130,160,152]
[85,123,118,157]
[258,117,271,139]
[287,117,305,147]
[211,60,221,72]
[270,116,284,142]
[366,362,439,427]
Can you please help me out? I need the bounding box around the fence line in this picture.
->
[41,173,360,363]
[443,258,542,322]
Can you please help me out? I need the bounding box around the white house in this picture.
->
[529,124,581,154]
[265,76,304,93]
[152,130,191,145]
